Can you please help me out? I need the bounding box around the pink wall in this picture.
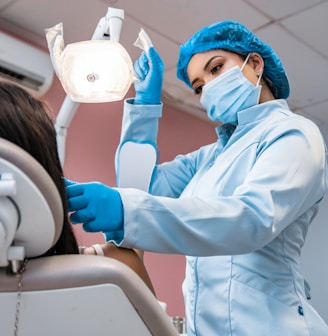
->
[44,77,217,317]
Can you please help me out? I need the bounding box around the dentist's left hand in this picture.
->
[65,179,123,234]
[133,47,164,105]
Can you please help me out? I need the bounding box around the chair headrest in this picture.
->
[0,138,63,266]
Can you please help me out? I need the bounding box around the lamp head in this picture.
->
[58,40,134,103]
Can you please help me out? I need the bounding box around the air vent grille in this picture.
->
[0,65,44,91]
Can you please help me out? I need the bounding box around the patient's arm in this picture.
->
[82,243,155,295]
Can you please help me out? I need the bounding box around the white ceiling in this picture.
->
[1,0,328,124]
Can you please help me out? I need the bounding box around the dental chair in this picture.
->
[0,138,178,336]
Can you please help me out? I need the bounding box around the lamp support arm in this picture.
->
[55,7,124,167]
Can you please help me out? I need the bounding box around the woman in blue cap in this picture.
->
[66,21,328,335]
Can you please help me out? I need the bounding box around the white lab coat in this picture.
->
[115,99,328,335]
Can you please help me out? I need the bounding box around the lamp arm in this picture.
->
[92,7,124,42]
[55,7,124,167]
[55,96,79,166]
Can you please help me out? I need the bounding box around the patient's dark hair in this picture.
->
[0,80,79,255]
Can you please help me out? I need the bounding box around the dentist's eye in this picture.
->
[194,86,203,95]
[210,64,222,75]
[191,80,204,95]
[193,85,204,95]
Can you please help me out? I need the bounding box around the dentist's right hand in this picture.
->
[65,179,124,236]
[133,46,164,105]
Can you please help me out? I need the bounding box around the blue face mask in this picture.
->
[200,55,262,124]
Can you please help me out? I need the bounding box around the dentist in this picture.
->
[66,20,328,335]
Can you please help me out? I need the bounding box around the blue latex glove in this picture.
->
[133,46,164,105]
[65,179,124,236]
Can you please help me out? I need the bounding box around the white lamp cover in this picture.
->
[59,40,134,102]
[45,23,134,103]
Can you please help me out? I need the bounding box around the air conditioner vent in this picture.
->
[0,31,54,95]
[0,65,44,91]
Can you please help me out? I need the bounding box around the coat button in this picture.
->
[298,306,304,316]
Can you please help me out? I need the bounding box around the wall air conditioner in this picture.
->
[0,31,54,96]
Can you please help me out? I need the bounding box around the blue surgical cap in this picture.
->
[177,20,290,99]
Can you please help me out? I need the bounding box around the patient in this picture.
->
[0,80,155,294]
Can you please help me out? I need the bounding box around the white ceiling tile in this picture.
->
[255,24,328,109]
[114,0,269,44]
[119,17,180,69]
[281,2,328,57]
[1,0,107,43]
[244,0,324,19]
[318,119,328,143]
[297,101,328,127]
[297,100,328,142]
[0,0,13,10]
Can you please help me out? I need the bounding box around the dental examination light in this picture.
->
[45,8,156,192]
[45,7,129,166]
[46,11,134,104]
